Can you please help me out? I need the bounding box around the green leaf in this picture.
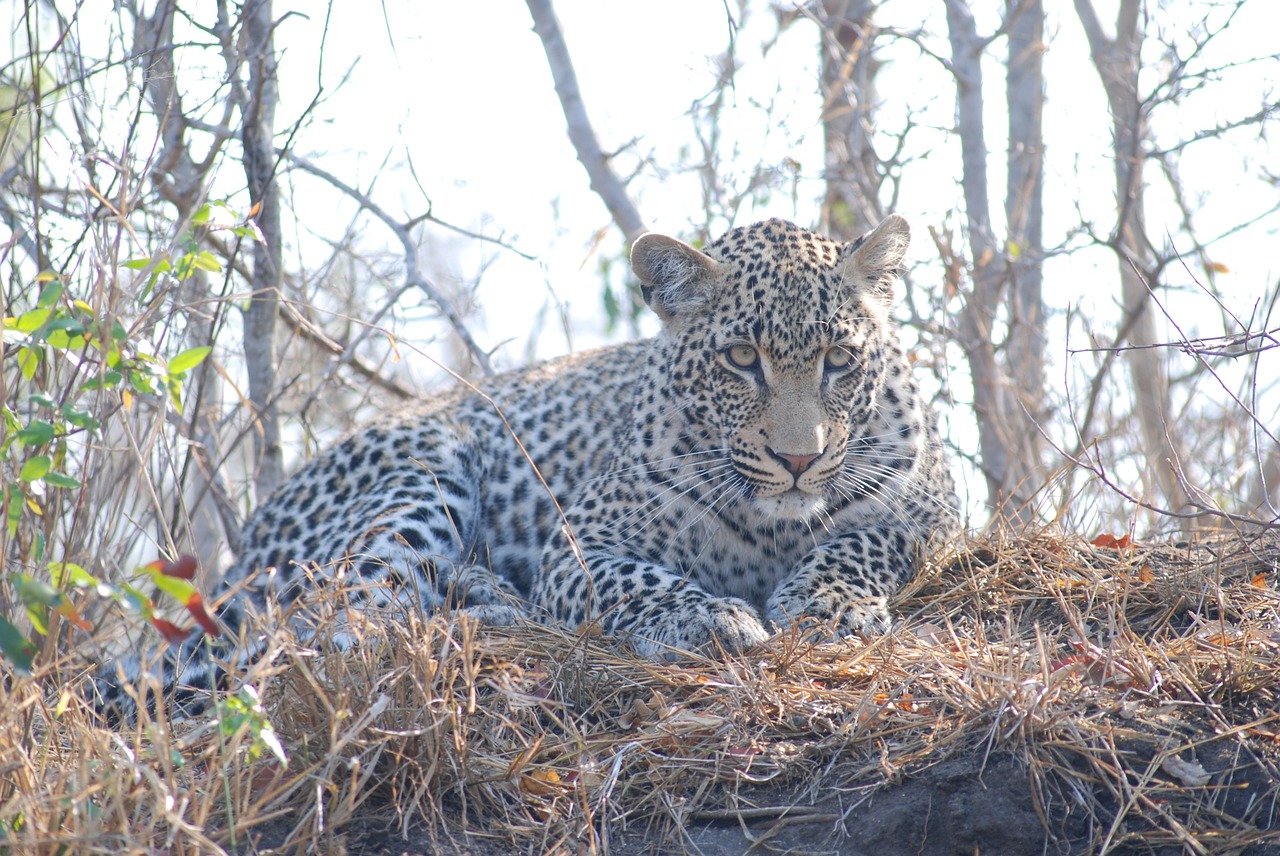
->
[192,203,211,224]
[168,376,184,414]
[44,320,86,351]
[18,456,50,481]
[14,572,62,609]
[147,569,197,604]
[168,346,212,376]
[15,308,50,333]
[232,222,266,242]
[122,257,152,270]
[44,472,80,489]
[36,281,63,307]
[5,485,23,538]
[13,572,61,636]
[44,330,71,350]
[30,393,56,408]
[49,562,95,588]
[46,316,84,333]
[113,581,156,616]
[0,617,36,676]
[79,369,122,392]
[2,404,21,436]
[18,346,39,380]
[61,405,101,431]
[602,283,620,334]
[129,369,159,396]
[216,685,289,766]
[191,251,222,273]
[16,420,55,446]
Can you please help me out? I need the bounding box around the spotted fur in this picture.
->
[97,216,957,712]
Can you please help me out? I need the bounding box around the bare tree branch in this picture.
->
[1072,0,1188,524]
[1054,434,1279,530]
[816,0,882,238]
[525,0,647,244]
[203,230,418,400]
[1149,101,1280,158]
[1003,0,1047,501]
[283,151,495,375]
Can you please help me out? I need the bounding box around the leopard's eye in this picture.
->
[825,346,854,370]
[726,344,759,369]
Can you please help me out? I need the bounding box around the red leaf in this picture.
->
[184,592,220,637]
[55,599,92,631]
[161,555,198,580]
[150,617,190,645]
[143,555,198,580]
[1091,533,1133,549]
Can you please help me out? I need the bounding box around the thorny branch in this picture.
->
[1058,437,1279,530]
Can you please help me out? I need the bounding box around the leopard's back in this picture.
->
[229,342,648,599]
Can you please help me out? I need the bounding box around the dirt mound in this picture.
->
[6,534,1279,854]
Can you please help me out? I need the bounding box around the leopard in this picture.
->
[96,214,958,714]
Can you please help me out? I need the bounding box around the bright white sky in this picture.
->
[276,0,818,363]
[262,0,1275,373]
[10,0,1269,371]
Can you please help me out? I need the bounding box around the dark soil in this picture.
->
[242,739,1280,855]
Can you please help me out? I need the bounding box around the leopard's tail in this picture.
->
[92,602,253,724]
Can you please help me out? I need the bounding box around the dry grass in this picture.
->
[2,532,1278,854]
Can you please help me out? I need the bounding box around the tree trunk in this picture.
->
[945,0,1047,525]
[1003,0,1047,513]
[817,0,881,240]
[241,0,284,500]
[1074,0,1186,520]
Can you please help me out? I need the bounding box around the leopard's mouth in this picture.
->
[752,486,827,521]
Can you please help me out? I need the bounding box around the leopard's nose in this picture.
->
[767,448,823,477]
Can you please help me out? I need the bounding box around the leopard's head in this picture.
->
[631,216,913,520]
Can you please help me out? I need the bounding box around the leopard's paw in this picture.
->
[765,591,892,639]
[626,594,770,659]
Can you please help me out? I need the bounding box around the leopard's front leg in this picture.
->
[536,539,770,659]
[765,527,919,636]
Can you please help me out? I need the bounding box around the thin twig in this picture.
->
[283,151,495,375]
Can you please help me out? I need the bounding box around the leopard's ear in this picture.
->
[840,214,910,306]
[631,233,723,323]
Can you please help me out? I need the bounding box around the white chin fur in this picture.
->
[754,489,825,521]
